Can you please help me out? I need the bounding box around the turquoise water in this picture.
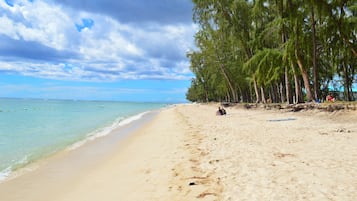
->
[0,98,166,180]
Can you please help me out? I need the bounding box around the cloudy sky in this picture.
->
[0,0,196,102]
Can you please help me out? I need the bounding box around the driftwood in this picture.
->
[233,102,357,112]
[283,102,356,112]
[220,101,356,112]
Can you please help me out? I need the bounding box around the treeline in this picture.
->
[186,0,356,103]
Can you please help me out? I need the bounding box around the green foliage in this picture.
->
[187,0,356,103]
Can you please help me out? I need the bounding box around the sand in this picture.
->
[0,104,356,201]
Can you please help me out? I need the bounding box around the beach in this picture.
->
[0,104,356,200]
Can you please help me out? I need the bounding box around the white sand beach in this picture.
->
[0,104,356,201]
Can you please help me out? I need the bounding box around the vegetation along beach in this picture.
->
[0,0,356,201]
[186,1,356,103]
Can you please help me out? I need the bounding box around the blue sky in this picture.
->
[0,0,196,102]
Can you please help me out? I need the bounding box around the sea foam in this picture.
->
[67,111,150,151]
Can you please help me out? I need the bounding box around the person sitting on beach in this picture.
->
[216,107,227,115]
[221,107,226,115]
[326,94,335,102]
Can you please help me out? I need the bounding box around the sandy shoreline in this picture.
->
[0,104,356,200]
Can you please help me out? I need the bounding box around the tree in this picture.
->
[187,0,356,103]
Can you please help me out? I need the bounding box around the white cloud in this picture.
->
[0,0,195,81]
[0,0,74,49]
[0,15,19,39]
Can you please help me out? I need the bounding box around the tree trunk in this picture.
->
[237,85,243,103]
[260,86,266,104]
[292,62,304,103]
[280,1,290,104]
[343,61,352,101]
[280,82,285,103]
[272,83,281,103]
[226,91,231,102]
[218,64,237,102]
[293,75,300,103]
[351,64,356,101]
[268,89,272,104]
[249,84,253,103]
[295,45,314,102]
[298,63,313,102]
[293,14,313,102]
[253,77,260,103]
[311,5,319,101]
[273,83,278,103]
[285,65,292,104]
[203,84,209,102]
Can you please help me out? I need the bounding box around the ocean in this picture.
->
[0,98,167,181]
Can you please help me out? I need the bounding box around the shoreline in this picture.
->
[0,110,160,184]
[0,99,167,183]
[0,104,356,200]
[0,105,186,200]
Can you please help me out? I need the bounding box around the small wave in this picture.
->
[0,167,12,182]
[67,111,150,151]
[0,155,30,183]
[117,111,149,127]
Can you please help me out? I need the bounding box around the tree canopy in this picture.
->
[187,0,357,103]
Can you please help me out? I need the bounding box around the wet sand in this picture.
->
[0,104,356,201]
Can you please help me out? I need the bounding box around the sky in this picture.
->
[0,0,197,102]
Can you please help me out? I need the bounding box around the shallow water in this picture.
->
[0,98,166,180]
